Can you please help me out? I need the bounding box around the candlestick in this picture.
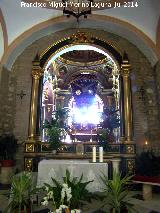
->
[99,146,103,163]
[92,146,96,163]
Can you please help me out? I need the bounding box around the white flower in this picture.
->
[45,186,49,192]
[66,194,72,202]
[61,188,65,201]
[44,196,48,201]
[66,187,72,202]
[62,183,68,188]
[75,210,81,213]
[41,200,48,206]
[47,190,53,199]
[59,204,68,209]
[55,205,68,213]
[66,187,71,195]
[71,210,81,213]
[55,209,61,213]
[61,184,72,203]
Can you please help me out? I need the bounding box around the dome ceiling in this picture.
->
[61,50,106,63]
[0,0,160,67]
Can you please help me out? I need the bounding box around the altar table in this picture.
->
[37,160,108,192]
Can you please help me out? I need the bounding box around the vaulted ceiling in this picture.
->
[0,0,160,69]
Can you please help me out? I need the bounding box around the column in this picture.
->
[28,57,43,141]
[119,75,125,140]
[111,158,121,173]
[121,55,132,143]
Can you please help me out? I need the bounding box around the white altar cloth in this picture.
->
[37,160,108,192]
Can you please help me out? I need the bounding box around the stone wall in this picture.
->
[0,64,16,135]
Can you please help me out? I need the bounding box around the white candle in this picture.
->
[99,147,103,163]
[90,129,93,142]
[92,146,96,162]
[74,130,77,142]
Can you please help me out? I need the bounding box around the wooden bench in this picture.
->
[133,176,160,200]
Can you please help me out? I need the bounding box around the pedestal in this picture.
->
[143,184,152,200]
[111,158,121,173]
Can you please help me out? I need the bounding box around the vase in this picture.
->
[15,207,31,213]
[110,208,128,213]
[65,208,70,213]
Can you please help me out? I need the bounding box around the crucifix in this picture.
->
[17,90,26,103]
[139,86,146,102]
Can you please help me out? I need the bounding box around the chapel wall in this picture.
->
[0,64,16,135]
[6,28,160,155]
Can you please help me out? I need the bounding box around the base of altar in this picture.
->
[24,141,136,175]
[37,159,108,192]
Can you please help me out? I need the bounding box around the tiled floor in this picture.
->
[0,185,160,212]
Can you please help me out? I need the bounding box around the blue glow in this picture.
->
[73,102,103,125]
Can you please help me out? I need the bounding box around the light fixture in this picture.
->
[145,141,148,145]
[62,0,92,22]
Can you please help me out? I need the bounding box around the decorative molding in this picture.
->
[24,158,33,171]
[126,159,135,173]
[25,143,35,152]
[71,31,94,44]
[1,15,159,67]
[126,145,135,154]
[156,17,160,55]
[0,8,8,54]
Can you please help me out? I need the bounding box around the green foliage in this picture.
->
[102,107,120,132]
[0,134,17,160]
[45,122,62,150]
[43,105,69,150]
[136,151,160,176]
[5,172,40,213]
[63,169,94,209]
[99,106,120,143]
[100,171,137,213]
[43,169,95,209]
[55,105,69,129]
[97,129,110,151]
[43,177,62,209]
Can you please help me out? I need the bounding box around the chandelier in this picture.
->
[62,0,92,22]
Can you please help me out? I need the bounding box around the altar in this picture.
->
[24,40,136,176]
[37,160,108,192]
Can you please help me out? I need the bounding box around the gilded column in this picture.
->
[119,75,125,141]
[28,56,43,141]
[121,55,132,142]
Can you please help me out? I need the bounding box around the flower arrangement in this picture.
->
[41,183,81,213]
[41,169,94,213]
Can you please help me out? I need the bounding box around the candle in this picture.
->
[90,129,93,142]
[92,146,96,163]
[99,147,103,163]
[74,130,77,142]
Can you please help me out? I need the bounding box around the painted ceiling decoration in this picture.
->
[40,32,122,68]
[61,50,106,63]
[0,0,160,67]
